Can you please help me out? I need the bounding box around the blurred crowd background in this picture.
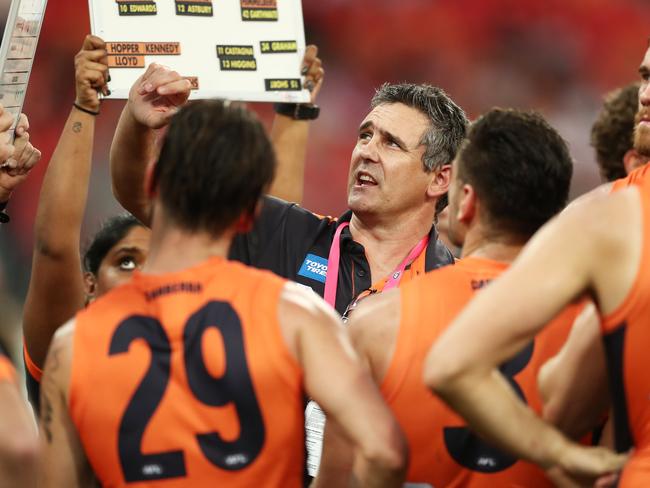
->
[0,0,649,352]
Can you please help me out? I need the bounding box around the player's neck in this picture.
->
[460,226,525,264]
[142,215,234,275]
[349,210,432,281]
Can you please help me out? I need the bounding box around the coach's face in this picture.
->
[634,46,650,157]
[347,103,434,219]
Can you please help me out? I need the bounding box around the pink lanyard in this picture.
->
[323,222,429,308]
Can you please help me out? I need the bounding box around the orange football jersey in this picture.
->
[601,167,650,487]
[69,257,305,487]
[611,163,650,192]
[384,257,581,487]
[0,345,15,383]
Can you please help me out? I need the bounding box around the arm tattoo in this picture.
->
[41,390,54,443]
[72,122,82,133]
[40,343,62,444]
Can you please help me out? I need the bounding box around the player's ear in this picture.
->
[457,183,477,224]
[426,164,451,199]
[84,272,98,304]
[623,149,644,174]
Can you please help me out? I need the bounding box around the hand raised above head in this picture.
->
[128,63,192,129]
[302,45,324,104]
[75,34,109,113]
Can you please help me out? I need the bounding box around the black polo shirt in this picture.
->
[229,196,455,314]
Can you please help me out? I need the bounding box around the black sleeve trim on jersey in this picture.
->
[603,324,634,453]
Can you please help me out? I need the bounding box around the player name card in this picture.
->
[89,0,310,102]
[0,0,48,133]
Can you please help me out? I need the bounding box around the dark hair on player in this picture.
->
[371,83,468,214]
[590,83,640,182]
[83,214,143,275]
[456,108,573,238]
[152,100,276,236]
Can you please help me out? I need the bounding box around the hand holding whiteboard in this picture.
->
[89,0,311,102]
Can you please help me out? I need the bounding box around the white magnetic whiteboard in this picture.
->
[89,0,310,102]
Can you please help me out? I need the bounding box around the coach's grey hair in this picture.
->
[371,83,468,172]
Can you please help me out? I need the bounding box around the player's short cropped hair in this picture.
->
[456,108,573,238]
[371,83,468,214]
[590,83,639,182]
[152,100,276,236]
[83,214,143,275]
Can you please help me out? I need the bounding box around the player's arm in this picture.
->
[315,290,402,486]
[564,182,612,211]
[347,290,401,383]
[110,52,321,220]
[268,45,323,203]
[279,283,407,488]
[109,63,191,224]
[39,321,96,488]
[424,193,633,478]
[538,302,610,440]
[0,363,39,487]
[22,35,107,375]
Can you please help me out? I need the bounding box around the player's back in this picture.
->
[386,257,580,487]
[601,167,650,487]
[69,256,305,487]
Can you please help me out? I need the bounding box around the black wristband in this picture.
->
[73,102,100,116]
[273,103,320,120]
[0,200,9,224]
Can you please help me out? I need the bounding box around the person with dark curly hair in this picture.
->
[591,83,647,182]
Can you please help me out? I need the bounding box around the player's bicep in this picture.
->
[300,314,406,469]
[538,303,609,439]
[39,324,94,488]
[280,286,403,459]
[296,304,368,418]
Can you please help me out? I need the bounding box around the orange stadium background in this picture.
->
[0,0,648,357]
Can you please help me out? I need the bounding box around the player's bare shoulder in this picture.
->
[347,289,401,347]
[280,282,340,322]
[43,319,76,387]
[347,288,401,381]
[572,184,642,253]
[52,318,76,344]
[565,181,612,212]
[277,282,343,360]
[537,183,638,256]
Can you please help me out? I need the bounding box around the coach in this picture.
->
[109,66,467,315]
